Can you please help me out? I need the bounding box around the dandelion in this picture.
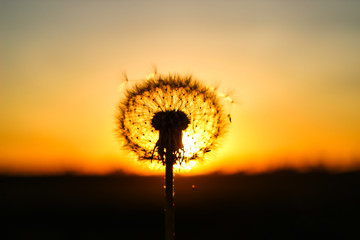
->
[116,73,231,240]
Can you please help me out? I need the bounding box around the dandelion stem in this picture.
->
[165,152,175,240]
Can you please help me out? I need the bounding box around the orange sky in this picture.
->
[1,0,360,175]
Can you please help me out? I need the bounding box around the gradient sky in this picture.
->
[1,0,360,175]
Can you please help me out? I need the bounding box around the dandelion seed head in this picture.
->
[116,73,230,166]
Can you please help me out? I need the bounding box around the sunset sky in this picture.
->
[1,0,360,175]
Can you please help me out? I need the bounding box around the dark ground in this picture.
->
[1,170,360,239]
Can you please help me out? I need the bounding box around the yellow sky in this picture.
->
[1,0,360,175]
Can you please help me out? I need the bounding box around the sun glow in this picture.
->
[182,131,200,158]
[140,156,199,173]
[139,131,203,172]
[174,159,198,172]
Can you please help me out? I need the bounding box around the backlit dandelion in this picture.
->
[116,72,231,240]
[117,74,230,163]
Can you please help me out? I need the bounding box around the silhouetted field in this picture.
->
[1,170,360,239]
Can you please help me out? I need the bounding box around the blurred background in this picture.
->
[1,0,360,175]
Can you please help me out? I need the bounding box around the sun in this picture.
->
[138,130,202,172]
[182,131,200,158]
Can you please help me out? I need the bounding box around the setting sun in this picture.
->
[182,132,200,158]
[138,131,203,173]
